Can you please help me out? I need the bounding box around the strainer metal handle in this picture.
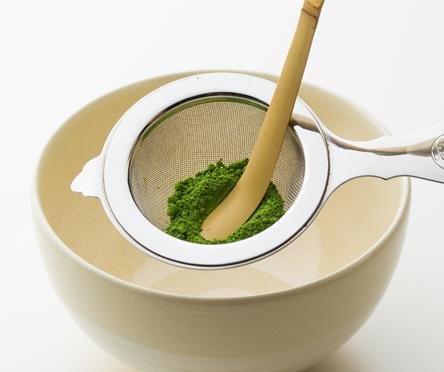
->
[324,123,444,194]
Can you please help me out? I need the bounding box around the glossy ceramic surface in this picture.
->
[33,72,410,372]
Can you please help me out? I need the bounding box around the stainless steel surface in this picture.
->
[72,72,444,269]
[322,121,444,196]
[72,73,329,268]
[290,112,444,200]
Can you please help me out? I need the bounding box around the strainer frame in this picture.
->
[76,73,330,268]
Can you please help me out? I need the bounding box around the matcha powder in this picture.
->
[166,159,285,244]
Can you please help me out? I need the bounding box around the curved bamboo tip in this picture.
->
[305,0,324,8]
[304,0,325,17]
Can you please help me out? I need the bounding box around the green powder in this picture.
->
[165,159,284,244]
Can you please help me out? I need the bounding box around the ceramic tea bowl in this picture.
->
[32,71,410,372]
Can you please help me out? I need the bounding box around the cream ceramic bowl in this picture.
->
[33,72,410,372]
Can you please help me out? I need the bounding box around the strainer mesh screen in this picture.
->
[128,95,305,230]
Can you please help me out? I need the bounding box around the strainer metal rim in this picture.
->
[100,72,329,268]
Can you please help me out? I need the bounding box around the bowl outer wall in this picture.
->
[32,71,411,372]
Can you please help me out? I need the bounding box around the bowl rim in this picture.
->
[32,70,411,304]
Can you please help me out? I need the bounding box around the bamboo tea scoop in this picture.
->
[201,0,325,240]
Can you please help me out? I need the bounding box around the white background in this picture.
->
[1,0,444,371]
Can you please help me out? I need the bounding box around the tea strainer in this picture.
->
[72,72,444,269]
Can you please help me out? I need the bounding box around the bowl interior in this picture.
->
[36,73,408,298]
